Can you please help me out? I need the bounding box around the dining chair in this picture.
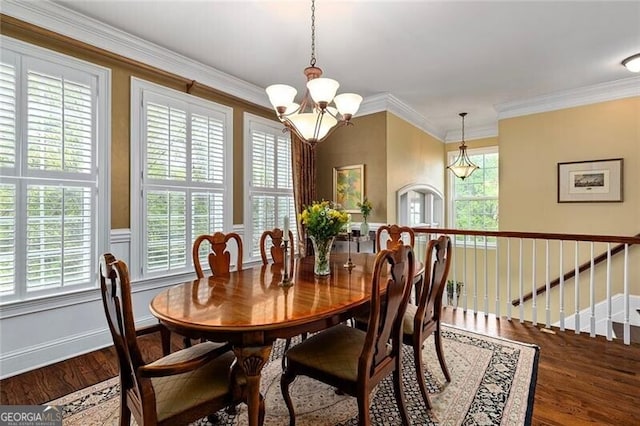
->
[375,224,416,251]
[193,232,243,278]
[259,227,295,270]
[99,252,262,426]
[187,232,242,349]
[402,235,452,410]
[280,244,415,426]
[375,224,420,303]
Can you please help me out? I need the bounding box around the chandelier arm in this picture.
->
[313,111,325,142]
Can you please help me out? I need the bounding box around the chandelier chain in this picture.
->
[310,0,316,67]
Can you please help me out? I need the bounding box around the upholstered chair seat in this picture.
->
[285,324,366,383]
[149,346,240,422]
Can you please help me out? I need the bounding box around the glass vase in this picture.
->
[360,218,369,237]
[310,235,335,276]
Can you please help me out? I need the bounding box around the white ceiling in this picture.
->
[50,0,640,138]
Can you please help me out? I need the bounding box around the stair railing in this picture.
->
[412,227,640,345]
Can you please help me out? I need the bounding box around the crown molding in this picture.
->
[445,124,499,143]
[1,0,271,109]
[6,1,638,142]
[358,93,447,141]
[495,76,640,120]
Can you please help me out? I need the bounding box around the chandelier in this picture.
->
[447,112,479,180]
[265,0,362,147]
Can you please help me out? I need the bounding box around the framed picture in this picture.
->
[333,164,364,213]
[557,158,623,203]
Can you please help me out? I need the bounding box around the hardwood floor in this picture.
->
[1,309,639,425]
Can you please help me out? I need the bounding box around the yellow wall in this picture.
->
[0,16,274,228]
[499,97,640,234]
[385,113,445,223]
[317,112,447,224]
[316,112,388,221]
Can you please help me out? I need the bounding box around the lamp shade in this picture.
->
[288,111,337,142]
[266,84,297,108]
[334,93,363,117]
[447,145,479,180]
[307,78,339,105]
[622,54,640,72]
[448,163,479,180]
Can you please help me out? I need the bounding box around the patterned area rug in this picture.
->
[49,325,539,425]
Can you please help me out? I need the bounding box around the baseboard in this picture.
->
[0,316,158,379]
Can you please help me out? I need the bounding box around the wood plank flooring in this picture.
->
[1,309,639,425]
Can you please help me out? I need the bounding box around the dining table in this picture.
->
[149,252,422,426]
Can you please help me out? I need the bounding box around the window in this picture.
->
[0,37,109,303]
[244,113,295,262]
[131,78,232,280]
[448,147,499,243]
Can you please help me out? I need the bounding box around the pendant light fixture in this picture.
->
[622,53,640,72]
[265,0,362,147]
[447,112,479,180]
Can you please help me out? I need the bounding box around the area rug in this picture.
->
[48,325,539,425]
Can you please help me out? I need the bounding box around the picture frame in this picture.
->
[557,158,623,203]
[333,164,364,213]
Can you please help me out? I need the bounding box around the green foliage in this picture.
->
[447,280,463,296]
[357,197,373,219]
[299,200,349,241]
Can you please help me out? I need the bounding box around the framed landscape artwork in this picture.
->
[333,164,364,213]
[557,158,623,203]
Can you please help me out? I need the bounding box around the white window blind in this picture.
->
[131,78,233,279]
[244,113,295,261]
[0,37,109,303]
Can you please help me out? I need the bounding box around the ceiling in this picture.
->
[51,0,640,139]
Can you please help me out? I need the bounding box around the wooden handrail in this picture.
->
[512,232,640,306]
[411,228,640,307]
[413,227,640,245]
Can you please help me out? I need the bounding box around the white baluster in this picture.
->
[473,235,478,314]
[484,236,488,316]
[506,238,512,320]
[463,236,468,312]
[559,240,565,331]
[545,240,550,328]
[519,238,524,323]
[623,244,630,345]
[606,243,612,341]
[589,242,595,338]
[574,241,580,334]
[495,237,500,318]
[532,239,537,326]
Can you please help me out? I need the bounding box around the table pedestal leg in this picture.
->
[233,345,272,426]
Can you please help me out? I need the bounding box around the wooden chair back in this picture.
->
[415,235,452,330]
[375,224,415,251]
[280,244,415,425]
[259,228,295,269]
[402,235,453,408]
[361,243,415,379]
[192,232,243,278]
[99,253,144,391]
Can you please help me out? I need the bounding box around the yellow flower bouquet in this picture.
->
[299,201,349,275]
[299,200,350,241]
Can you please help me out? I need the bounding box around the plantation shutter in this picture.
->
[0,45,101,300]
[246,116,295,260]
[0,57,17,295]
[141,91,229,276]
[25,66,95,292]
